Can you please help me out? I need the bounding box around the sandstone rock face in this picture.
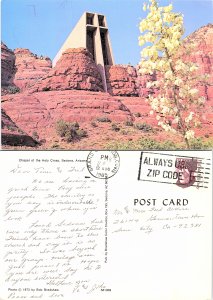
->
[30,48,104,93]
[3,89,212,146]
[121,95,213,139]
[2,90,133,140]
[182,23,213,103]
[1,42,16,87]
[105,65,139,96]
[13,48,52,90]
[1,109,37,146]
[136,71,156,97]
[119,97,158,126]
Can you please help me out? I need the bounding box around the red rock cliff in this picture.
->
[1,42,16,87]
[182,23,213,102]
[13,48,52,90]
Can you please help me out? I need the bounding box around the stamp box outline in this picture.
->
[138,151,211,188]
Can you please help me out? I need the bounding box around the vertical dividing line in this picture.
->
[104,177,108,263]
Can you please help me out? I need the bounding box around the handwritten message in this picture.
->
[3,159,106,299]
[1,151,211,300]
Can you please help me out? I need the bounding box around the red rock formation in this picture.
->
[1,90,133,140]
[29,48,104,93]
[1,109,38,146]
[1,42,16,87]
[105,65,139,96]
[13,48,52,90]
[119,97,158,126]
[2,88,211,146]
[121,96,213,137]
[181,23,213,103]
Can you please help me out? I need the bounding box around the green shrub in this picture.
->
[125,120,134,127]
[105,136,213,150]
[96,117,111,123]
[138,138,178,150]
[7,86,20,94]
[32,131,39,141]
[55,120,87,142]
[120,130,129,135]
[75,129,88,138]
[105,141,136,150]
[105,138,179,150]
[111,123,120,132]
[189,137,213,150]
[134,123,153,132]
[157,140,179,150]
[137,138,160,149]
[58,120,79,137]
[51,143,60,149]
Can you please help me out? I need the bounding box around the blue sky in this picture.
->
[1,0,213,65]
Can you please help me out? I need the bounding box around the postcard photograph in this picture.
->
[0,150,212,300]
[1,0,213,150]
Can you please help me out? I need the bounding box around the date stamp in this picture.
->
[138,152,210,188]
[86,151,120,179]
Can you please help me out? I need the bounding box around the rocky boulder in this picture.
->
[105,65,139,96]
[29,48,104,93]
[13,48,52,90]
[1,109,38,146]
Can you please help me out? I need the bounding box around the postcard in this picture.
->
[0,150,212,300]
[1,0,213,150]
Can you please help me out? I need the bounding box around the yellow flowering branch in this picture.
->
[138,0,205,148]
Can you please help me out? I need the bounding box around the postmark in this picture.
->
[138,152,210,188]
[87,151,120,179]
[175,157,198,188]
